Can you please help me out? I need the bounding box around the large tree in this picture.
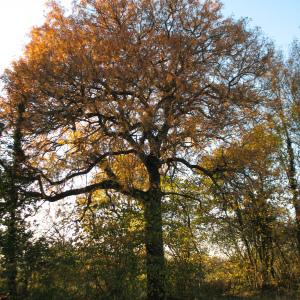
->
[3,0,272,298]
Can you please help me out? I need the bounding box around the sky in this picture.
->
[0,0,299,75]
[222,0,300,54]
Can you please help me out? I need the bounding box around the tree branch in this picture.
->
[35,149,137,186]
[25,178,147,203]
[164,157,213,177]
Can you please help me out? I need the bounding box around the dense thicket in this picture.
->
[0,0,299,299]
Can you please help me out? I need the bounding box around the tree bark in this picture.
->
[285,131,300,256]
[143,189,165,300]
[142,154,166,300]
[4,102,26,300]
[6,210,18,300]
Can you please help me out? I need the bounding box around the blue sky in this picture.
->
[222,0,300,54]
[0,0,299,74]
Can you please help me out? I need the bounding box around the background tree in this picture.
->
[0,97,36,300]
[163,179,206,299]
[267,42,300,255]
[76,192,145,299]
[197,124,299,291]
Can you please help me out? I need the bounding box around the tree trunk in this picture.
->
[285,132,300,256]
[143,189,165,300]
[5,209,18,300]
[4,102,26,300]
[142,154,165,300]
